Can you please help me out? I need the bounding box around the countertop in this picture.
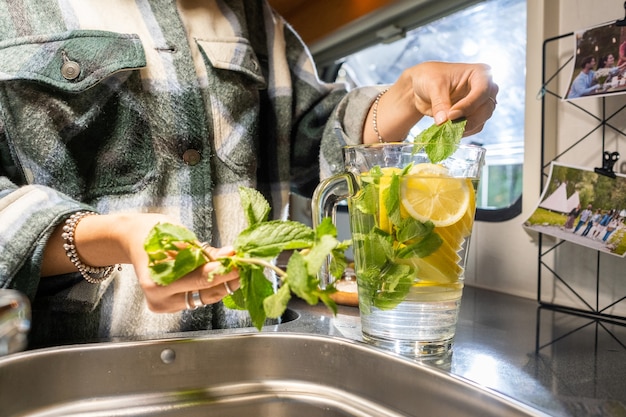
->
[274,286,626,417]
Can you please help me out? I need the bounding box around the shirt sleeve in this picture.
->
[277,18,381,196]
[319,85,388,179]
[0,177,91,299]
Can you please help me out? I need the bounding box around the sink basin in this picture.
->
[0,333,548,416]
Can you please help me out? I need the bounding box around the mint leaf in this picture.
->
[313,218,351,281]
[357,262,414,313]
[263,284,292,319]
[234,220,315,258]
[305,234,341,276]
[222,290,246,310]
[239,186,270,226]
[353,230,393,271]
[316,287,339,316]
[240,266,275,330]
[286,251,319,304]
[144,222,199,249]
[314,217,337,240]
[396,231,443,259]
[396,218,435,243]
[354,182,378,216]
[372,263,414,310]
[144,223,207,286]
[330,242,350,280]
[369,166,383,183]
[384,173,402,227]
[414,119,467,163]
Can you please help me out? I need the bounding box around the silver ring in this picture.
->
[488,96,497,106]
[191,290,204,308]
[184,291,193,310]
[223,281,234,295]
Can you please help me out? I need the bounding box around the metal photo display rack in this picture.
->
[538,14,626,323]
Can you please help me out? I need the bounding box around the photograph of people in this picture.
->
[573,203,594,233]
[567,56,601,98]
[563,204,581,230]
[524,163,626,257]
[566,23,626,100]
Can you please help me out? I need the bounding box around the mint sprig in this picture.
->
[354,119,467,311]
[415,119,467,163]
[352,169,442,312]
[143,223,208,286]
[144,187,350,330]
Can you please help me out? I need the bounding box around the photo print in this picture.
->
[565,21,626,100]
[523,162,626,257]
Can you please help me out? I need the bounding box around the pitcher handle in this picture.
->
[311,172,353,289]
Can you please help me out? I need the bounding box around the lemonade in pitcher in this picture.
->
[313,138,485,357]
[349,161,477,356]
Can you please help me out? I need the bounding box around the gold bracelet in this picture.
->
[372,88,389,143]
[62,211,120,284]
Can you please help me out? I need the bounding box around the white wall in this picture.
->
[467,0,626,310]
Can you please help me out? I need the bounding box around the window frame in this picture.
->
[313,0,525,222]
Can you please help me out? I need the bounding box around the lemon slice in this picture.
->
[377,167,403,233]
[400,163,470,227]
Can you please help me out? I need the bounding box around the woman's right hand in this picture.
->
[119,213,241,313]
[135,244,241,313]
[42,212,240,312]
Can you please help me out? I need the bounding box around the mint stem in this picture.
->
[229,256,288,279]
[200,241,288,282]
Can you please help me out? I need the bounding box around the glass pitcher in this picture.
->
[312,142,486,357]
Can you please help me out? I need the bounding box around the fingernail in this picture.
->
[434,111,447,125]
[447,110,463,122]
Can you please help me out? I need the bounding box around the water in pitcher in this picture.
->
[350,165,477,356]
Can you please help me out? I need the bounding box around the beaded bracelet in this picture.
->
[62,211,120,284]
[372,88,389,143]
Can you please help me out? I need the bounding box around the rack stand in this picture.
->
[538,28,626,323]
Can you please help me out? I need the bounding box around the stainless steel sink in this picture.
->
[0,332,548,416]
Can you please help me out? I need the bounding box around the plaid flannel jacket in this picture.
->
[0,0,380,346]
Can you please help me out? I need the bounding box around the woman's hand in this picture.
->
[136,246,241,313]
[364,62,499,143]
[42,212,240,313]
[119,214,241,313]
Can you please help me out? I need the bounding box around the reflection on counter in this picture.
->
[289,285,626,417]
[455,287,626,416]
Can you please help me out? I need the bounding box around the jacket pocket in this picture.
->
[0,30,146,91]
[197,37,266,178]
[0,30,156,200]
[197,38,266,87]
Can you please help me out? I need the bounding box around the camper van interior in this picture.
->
[0,1,625,416]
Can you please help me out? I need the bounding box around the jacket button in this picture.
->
[61,61,81,80]
[182,149,201,165]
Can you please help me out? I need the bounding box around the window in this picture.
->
[321,0,526,221]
